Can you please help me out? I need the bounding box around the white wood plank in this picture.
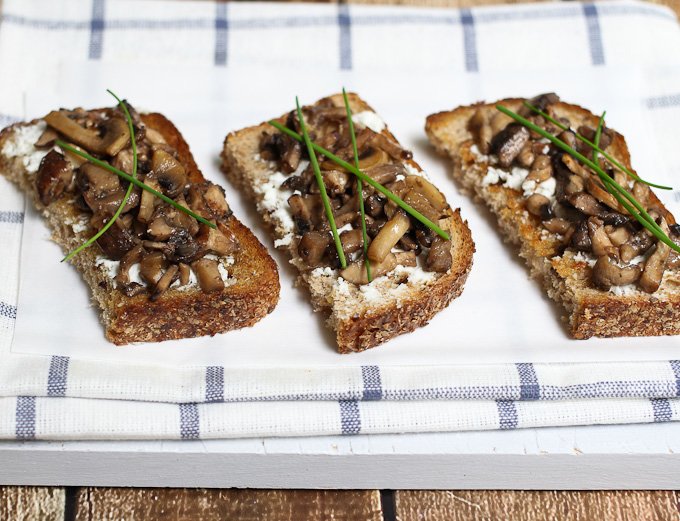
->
[2,423,680,489]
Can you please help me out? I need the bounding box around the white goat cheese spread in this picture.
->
[1,121,49,174]
[352,111,386,133]
[609,284,638,296]
[482,166,529,191]
[254,160,309,247]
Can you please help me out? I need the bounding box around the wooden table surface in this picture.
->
[3,0,680,519]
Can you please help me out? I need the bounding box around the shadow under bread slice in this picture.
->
[222,92,474,353]
[0,103,279,345]
[426,93,680,339]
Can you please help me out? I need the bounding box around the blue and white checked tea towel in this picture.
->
[2,0,680,440]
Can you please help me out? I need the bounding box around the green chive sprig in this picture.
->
[523,101,671,191]
[496,104,680,254]
[592,111,605,165]
[268,121,450,241]
[342,88,372,282]
[62,90,137,263]
[54,142,216,230]
[295,97,347,269]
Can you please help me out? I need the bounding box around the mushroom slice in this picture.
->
[36,150,73,205]
[152,264,179,301]
[202,183,232,221]
[35,128,59,148]
[147,214,177,241]
[196,224,238,256]
[639,218,672,293]
[587,217,618,257]
[526,155,552,183]
[115,245,145,286]
[568,192,606,218]
[367,211,410,263]
[467,109,492,154]
[364,164,403,186]
[404,175,448,212]
[299,231,331,267]
[152,149,187,198]
[44,111,104,152]
[403,190,440,223]
[137,177,161,223]
[543,218,573,235]
[139,252,168,286]
[585,176,622,213]
[394,251,417,267]
[620,229,654,263]
[340,229,364,255]
[369,134,412,162]
[79,163,121,194]
[491,124,530,168]
[340,252,399,285]
[96,220,137,260]
[178,263,191,286]
[191,258,225,293]
[99,117,131,156]
[145,128,167,145]
[526,194,553,220]
[425,236,452,273]
[592,255,641,290]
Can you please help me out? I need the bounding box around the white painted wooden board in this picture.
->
[2,423,680,489]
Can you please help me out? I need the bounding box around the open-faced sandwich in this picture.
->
[222,92,474,353]
[0,96,279,344]
[426,93,680,338]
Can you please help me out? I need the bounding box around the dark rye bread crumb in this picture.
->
[0,112,280,345]
[221,93,475,353]
[426,98,680,339]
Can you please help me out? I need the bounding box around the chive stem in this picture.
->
[592,111,605,165]
[62,90,138,262]
[295,97,347,269]
[523,101,672,191]
[343,88,372,282]
[268,120,450,241]
[55,140,216,229]
[497,104,680,254]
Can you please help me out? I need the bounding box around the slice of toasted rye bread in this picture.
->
[0,112,280,345]
[221,93,474,353]
[426,98,680,339]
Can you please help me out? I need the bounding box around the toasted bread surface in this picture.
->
[222,93,474,353]
[0,112,280,345]
[426,99,680,338]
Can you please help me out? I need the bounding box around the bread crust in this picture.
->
[426,98,680,339]
[221,93,474,353]
[0,111,280,345]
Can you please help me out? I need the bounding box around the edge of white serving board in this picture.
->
[2,423,680,489]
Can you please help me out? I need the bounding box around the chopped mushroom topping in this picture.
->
[33,104,239,298]
[472,93,679,293]
[260,99,453,286]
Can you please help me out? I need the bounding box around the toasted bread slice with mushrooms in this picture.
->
[221,93,474,353]
[0,111,279,345]
[426,96,680,339]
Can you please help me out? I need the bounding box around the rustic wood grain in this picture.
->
[395,490,680,521]
[0,487,65,521]
[74,488,382,521]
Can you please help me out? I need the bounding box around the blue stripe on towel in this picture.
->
[88,0,106,60]
[0,302,17,319]
[651,398,673,422]
[460,9,478,72]
[214,3,228,66]
[15,397,36,440]
[47,356,69,397]
[361,365,383,401]
[517,363,540,400]
[205,366,224,403]
[497,400,518,429]
[583,3,605,66]
[338,4,352,70]
[0,211,24,224]
[339,399,361,434]
[179,403,200,439]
